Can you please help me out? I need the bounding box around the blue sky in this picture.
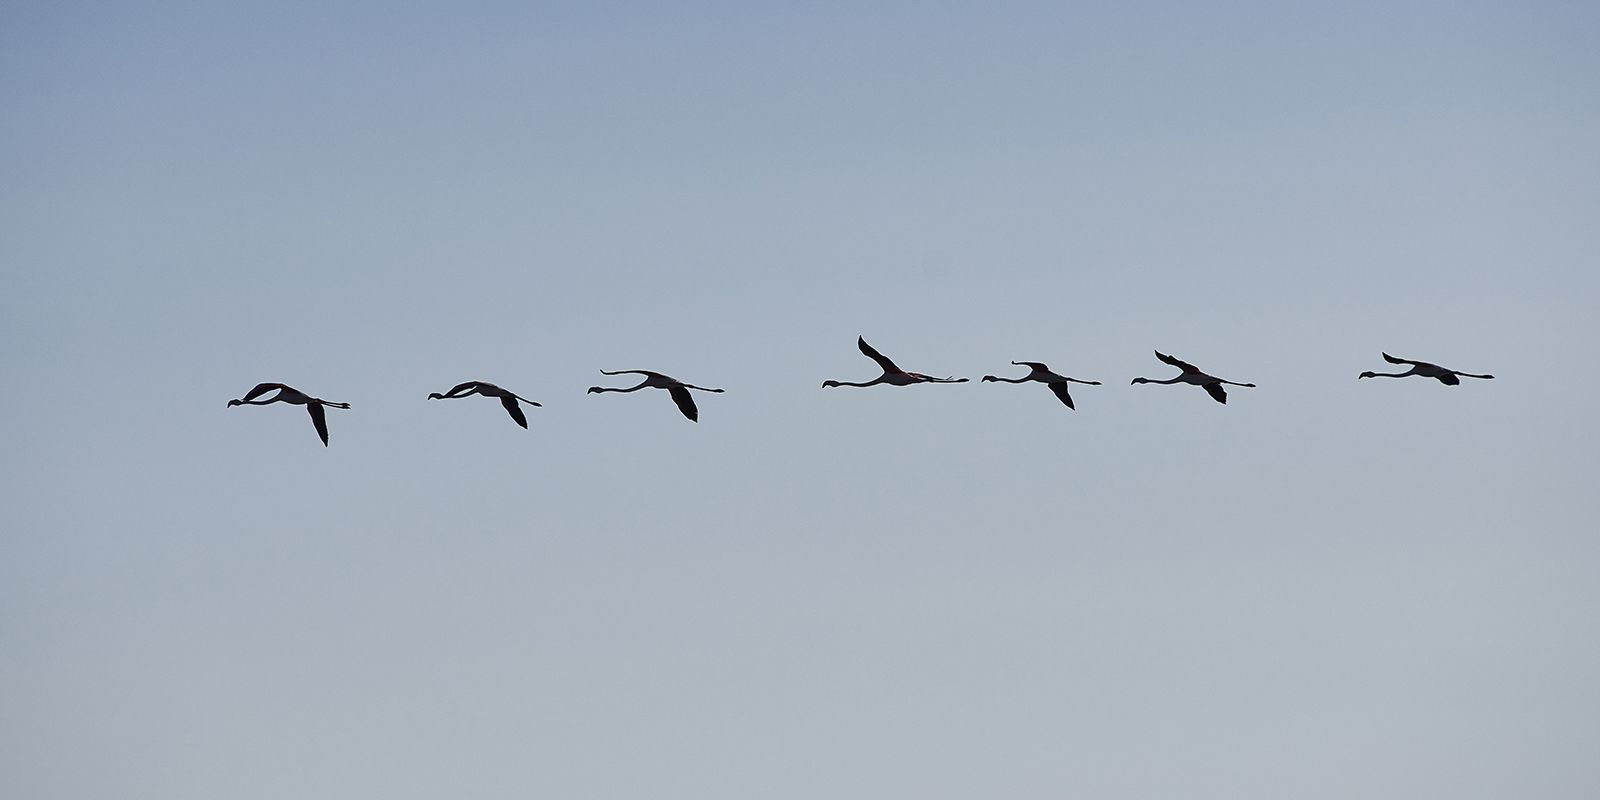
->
[3,3,1598,798]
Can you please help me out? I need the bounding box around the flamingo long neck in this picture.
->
[1453,372,1494,380]
[1364,371,1413,378]
[986,376,1029,383]
[828,378,885,388]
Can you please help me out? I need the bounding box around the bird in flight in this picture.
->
[428,381,542,429]
[981,361,1102,410]
[227,382,351,446]
[1359,353,1494,385]
[587,370,724,422]
[822,336,968,388]
[1130,351,1256,405]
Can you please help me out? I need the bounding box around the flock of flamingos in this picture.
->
[227,336,1496,446]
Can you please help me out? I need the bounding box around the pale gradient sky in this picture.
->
[3,3,1598,799]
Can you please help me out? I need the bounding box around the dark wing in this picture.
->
[499,395,529,428]
[1013,361,1050,371]
[1047,381,1076,410]
[1382,352,1421,366]
[1435,373,1460,386]
[241,382,291,402]
[1154,351,1201,373]
[307,402,331,446]
[857,337,903,373]
[1203,383,1228,404]
[668,386,699,422]
[447,381,483,395]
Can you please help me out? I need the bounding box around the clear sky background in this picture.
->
[3,2,1597,798]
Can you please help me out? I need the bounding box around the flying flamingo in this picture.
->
[982,361,1102,410]
[227,382,351,446]
[428,381,542,428]
[1359,352,1494,385]
[587,370,724,422]
[822,336,968,389]
[1130,351,1256,405]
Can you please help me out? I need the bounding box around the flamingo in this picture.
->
[227,382,351,446]
[428,381,542,429]
[1359,353,1494,385]
[822,336,968,388]
[981,361,1102,410]
[1130,351,1256,405]
[587,370,724,422]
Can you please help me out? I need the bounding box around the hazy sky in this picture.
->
[3,3,1598,798]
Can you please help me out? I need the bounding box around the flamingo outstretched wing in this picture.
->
[668,386,699,421]
[500,395,529,428]
[857,337,903,374]
[1154,351,1201,374]
[1048,381,1077,409]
